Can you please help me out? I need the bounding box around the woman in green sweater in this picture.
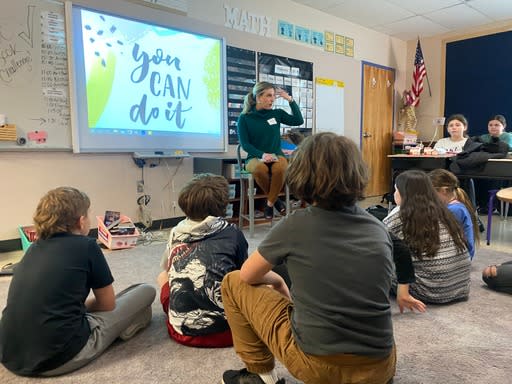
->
[238,81,304,219]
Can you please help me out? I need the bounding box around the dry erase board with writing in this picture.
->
[0,0,71,150]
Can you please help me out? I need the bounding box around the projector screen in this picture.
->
[66,4,227,153]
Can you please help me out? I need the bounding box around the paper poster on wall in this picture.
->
[345,37,355,57]
[294,26,310,43]
[324,31,334,52]
[278,20,294,39]
[258,52,313,135]
[311,30,324,47]
[315,77,344,135]
[335,34,345,55]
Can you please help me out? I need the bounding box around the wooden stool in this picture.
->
[497,187,512,219]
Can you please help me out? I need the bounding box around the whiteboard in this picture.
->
[0,0,71,150]
[315,77,344,135]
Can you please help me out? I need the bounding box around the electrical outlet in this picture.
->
[137,180,144,193]
[433,117,446,126]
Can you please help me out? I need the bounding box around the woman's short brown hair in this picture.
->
[286,132,368,209]
[178,173,229,220]
[33,187,90,239]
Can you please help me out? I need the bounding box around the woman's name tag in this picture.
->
[267,118,277,125]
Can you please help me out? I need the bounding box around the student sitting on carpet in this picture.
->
[220,133,397,384]
[482,262,512,294]
[0,187,156,377]
[383,170,471,304]
[428,168,479,260]
[157,173,248,347]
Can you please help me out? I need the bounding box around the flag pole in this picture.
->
[418,36,432,97]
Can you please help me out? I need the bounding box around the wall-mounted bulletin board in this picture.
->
[226,46,256,145]
[258,53,313,135]
[0,0,71,150]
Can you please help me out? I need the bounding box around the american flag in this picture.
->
[410,39,426,107]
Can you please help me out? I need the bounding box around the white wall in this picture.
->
[0,0,407,241]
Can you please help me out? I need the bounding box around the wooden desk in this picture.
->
[388,154,456,172]
[454,158,512,180]
[388,155,512,207]
[388,155,512,179]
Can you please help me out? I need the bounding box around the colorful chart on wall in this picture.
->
[258,52,313,135]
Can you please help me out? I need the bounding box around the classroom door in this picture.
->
[361,63,394,197]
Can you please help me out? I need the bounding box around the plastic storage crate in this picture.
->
[18,225,37,252]
[97,215,139,250]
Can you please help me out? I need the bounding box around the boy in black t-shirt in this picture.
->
[0,187,156,377]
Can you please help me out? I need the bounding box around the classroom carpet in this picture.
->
[0,225,511,384]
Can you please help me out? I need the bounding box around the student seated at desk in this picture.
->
[479,114,512,151]
[383,170,471,304]
[473,115,512,212]
[434,114,471,154]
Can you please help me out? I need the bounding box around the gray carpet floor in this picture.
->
[1,225,512,383]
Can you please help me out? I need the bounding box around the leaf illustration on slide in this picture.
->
[203,43,221,108]
[86,52,116,128]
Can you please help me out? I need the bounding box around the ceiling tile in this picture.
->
[289,0,511,42]
[425,3,493,30]
[385,0,463,15]
[377,16,451,40]
[469,0,512,20]
[327,0,415,27]
[290,0,344,11]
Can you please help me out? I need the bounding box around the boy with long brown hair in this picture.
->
[221,133,396,384]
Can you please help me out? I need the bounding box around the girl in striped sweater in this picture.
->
[383,170,471,304]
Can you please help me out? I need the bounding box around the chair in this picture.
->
[485,189,499,246]
[236,144,255,237]
[497,187,512,219]
[236,144,290,238]
[486,187,512,245]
